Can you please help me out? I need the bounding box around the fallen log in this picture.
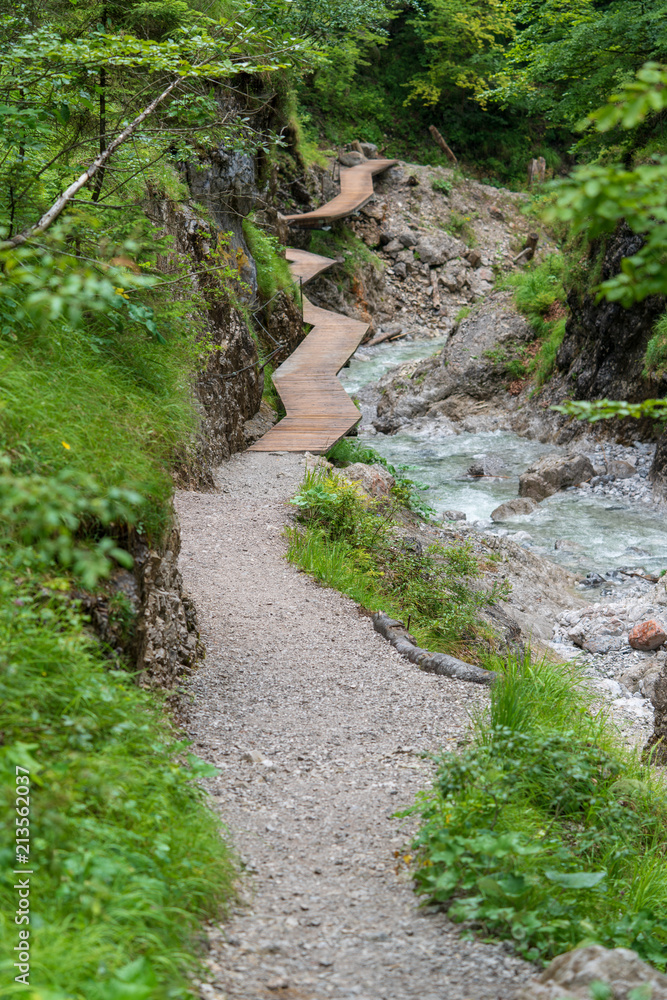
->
[367,328,407,347]
[429,125,458,166]
[373,612,496,685]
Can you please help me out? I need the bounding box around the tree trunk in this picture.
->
[429,126,458,166]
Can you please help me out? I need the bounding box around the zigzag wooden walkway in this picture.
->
[250,158,397,453]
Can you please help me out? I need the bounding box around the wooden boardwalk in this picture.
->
[250,158,397,453]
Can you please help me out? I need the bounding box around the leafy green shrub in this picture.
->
[431,176,452,195]
[0,460,142,587]
[643,313,667,380]
[287,468,508,658]
[0,566,235,998]
[408,653,667,966]
[309,225,382,277]
[326,437,433,516]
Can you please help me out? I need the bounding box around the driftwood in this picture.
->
[367,329,408,347]
[350,139,364,155]
[527,157,546,186]
[373,613,496,686]
[513,232,539,265]
[429,125,458,166]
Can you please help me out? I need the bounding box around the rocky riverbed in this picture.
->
[319,158,667,754]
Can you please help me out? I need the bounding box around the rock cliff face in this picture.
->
[555,226,667,404]
[116,124,306,685]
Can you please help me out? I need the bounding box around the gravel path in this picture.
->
[176,451,534,1000]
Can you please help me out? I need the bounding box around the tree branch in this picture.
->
[0,74,185,250]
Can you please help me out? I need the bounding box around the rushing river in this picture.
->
[340,338,667,579]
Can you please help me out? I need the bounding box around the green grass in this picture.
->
[242,217,297,303]
[287,467,508,660]
[0,564,235,999]
[0,320,200,541]
[444,210,476,246]
[309,225,383,278]
[643,312,667,381]
[408,651,667,967]
[503,254,567,386]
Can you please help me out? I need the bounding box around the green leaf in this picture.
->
[544,870,606,889]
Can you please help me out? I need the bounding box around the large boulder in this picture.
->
[339,150,365,167]
[519,454,595,502]
[414,232,465,266]
[491,498,536,521]
[628,619,667,650]
[515,945,667,1000]
[342,462,395,498]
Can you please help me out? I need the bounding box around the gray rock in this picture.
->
[608,459,637,479]
[339,151,365,167]
[342,462,395,498]
[514,945,667,1000]
[490,498,536,521]
[383,238,404,255]
[414,233,465,266]
[519,454,595,502]
[554,538,582,552]
[398,230,419,247]
[393,261,407,280]
[359,142,378,158]
[468,455,504,477]
[442,509,467,521]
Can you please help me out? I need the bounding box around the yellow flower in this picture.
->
[61,441,71,450]
[114,287,130,300]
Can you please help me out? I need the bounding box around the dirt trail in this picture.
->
[176,451,533,1000]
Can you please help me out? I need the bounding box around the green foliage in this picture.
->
[431,175,452,195]
[326,437,433,517]
[547,64,667,307]
[0,295,202,541]
[408,652,667,966]
[487,2,667,139]
[504,254,566,386]
[309,225,382,276]
[287,468,509,658]
[0,460,141,588]
[455,306,472,323]
[644,313,667,381]
[242,218,296,303]
[405,0,515,107]
[553,398,667,424]
[0,565,235,998]
[443,209,476,245]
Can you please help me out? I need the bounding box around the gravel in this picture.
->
[175,451,534,1000]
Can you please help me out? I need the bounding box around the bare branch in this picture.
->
[0,74,185,250]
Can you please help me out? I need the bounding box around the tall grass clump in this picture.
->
[0,563,235,998]
[408,652,667,966]
[242,217,296,303]
[0,319,200,541]
[504,254,567,386]
[643,312,667,381]
[287,467,508,659]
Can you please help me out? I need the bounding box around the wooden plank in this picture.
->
[282,159,397,228]
[250,162,396,453]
